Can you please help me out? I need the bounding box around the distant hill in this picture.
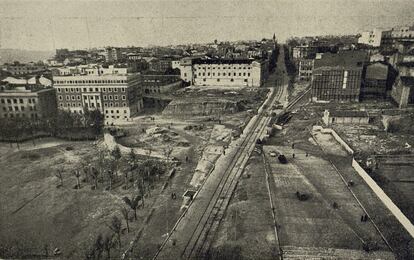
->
[0,49,54,64]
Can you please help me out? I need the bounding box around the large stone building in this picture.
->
[179,58,268,87]
[53,74,143,123]
[311,51,368,102]
[0,83,56,120]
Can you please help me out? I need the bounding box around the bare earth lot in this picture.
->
[263,144,393,259]
[212,150,279,260]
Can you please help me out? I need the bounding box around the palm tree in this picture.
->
[73,170,81,189]
[123,195,141,221]
[109,216,122,248]
[120,207,130,233]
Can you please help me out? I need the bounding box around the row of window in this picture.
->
[58,95,127,101]
[0,98,36,104]
[106,115,128,119]
[55,79,127,84]
[198,78,248,83]
[60,102,127,108]
[194,66,252,70]
[197,72,251,77]
[2,106,36,112]
[2,113,38,119]
[56,87,126,93]
[105,109,128,114]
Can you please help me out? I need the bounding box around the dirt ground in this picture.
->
[212,151,279,260]
[0,141,134,258]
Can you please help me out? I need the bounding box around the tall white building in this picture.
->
[358,28,383,47]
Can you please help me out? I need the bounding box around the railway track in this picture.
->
[154,85,285,260]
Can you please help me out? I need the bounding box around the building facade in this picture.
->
[322,110,369,126]
[3,62,47,76]
[311,51,367,102]
[298,59,314,80]
[180,58,268,87]
[53,74,143,123]
[142,75,182,94]
[391,76,414,108]
[104,47,122,63]
[358,29,383,47]
[0,85,56,120]
[361,62,389,99]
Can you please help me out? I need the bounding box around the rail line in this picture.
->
[153,85,284,260]
[184,85,284,259]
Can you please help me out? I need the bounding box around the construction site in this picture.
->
[1,45,413,260]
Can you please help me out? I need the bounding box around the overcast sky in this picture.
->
[0,0,413,51]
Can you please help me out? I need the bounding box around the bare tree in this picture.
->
[102,234,115,259]
[73,170,81,189]
[123,195,141,221]
[120,207,130,233]
[94,233,104,260]
[55,168,64,187]
[109,216,122,248]
[91,166,100,189]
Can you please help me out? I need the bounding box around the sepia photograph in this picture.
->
[0,0,414,259]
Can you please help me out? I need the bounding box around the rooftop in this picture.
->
[400,76,414,87]
[314,50,368,69]
[193,58,256,65]
[328,110,369,118]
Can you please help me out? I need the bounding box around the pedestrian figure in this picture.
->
[292,143,295,149]
[185,156,188,162]
[306,152,308,157]
[171,193,174,199]
[292,153,295,158]
[223,150,226,155]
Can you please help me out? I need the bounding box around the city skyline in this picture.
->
[1,0,414,51]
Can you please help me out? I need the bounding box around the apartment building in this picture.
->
[0,84,57,120]
[3,62,47,76]
[298,59,314,81]
[311,51,368,102]
[53,74,143,123]
[358,29,383,47]
[104,47,122,63]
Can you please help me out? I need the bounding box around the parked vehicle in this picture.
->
[278,154,288,164]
